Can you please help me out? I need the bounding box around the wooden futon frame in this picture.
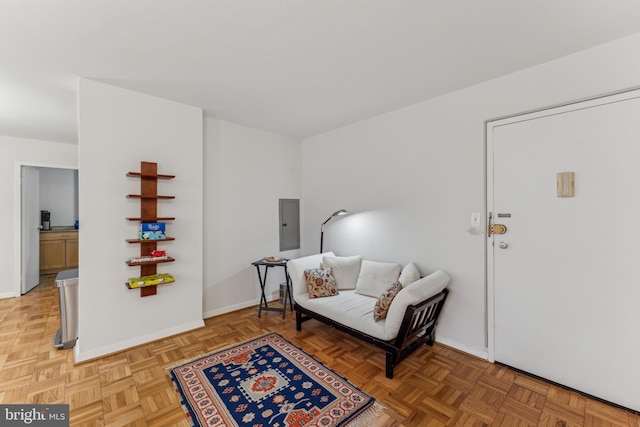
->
[294,288,448,379]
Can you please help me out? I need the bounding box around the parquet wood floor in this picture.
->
[1,274,638,426]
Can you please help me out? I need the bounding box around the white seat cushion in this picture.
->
[296,291,395,341]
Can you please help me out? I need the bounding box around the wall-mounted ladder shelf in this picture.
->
[126,161,175,297]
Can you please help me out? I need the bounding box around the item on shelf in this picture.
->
[151,249,166,257]
[139,230,166,240]
[139,223,167,240]
[129,255,169,263]
[140,222,166,232]
[139,222,167,240]
[127,273,175,289]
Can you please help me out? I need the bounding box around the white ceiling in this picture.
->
[2,1,640,144]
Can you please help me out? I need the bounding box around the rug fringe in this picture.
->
[346,402,386,427]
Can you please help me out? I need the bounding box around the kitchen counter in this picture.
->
[39,228,79,274]
[40,226,78,233]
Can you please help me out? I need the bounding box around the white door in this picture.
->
[488,91,640,411]
[21,166,40,294]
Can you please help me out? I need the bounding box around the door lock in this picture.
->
[488,212,508,236]
[498,241,509,249]
[490,224,507,235]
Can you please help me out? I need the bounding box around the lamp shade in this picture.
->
[322,209,348,226]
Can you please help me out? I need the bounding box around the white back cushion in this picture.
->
[398,262,420,286]
[322,255,362,290]
[355,260,401,297]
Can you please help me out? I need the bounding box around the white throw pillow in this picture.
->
[398,262,420,286]
[355,260,401,298]
[322,255,362,290]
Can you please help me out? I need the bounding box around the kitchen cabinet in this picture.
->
[40,230,78,274]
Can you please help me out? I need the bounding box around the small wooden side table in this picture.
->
[251,259,293,319]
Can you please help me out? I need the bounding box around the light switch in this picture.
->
[471,212,481,226]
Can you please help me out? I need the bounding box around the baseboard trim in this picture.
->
[74,319,205,363]
[436,335,489,360]
[0,291,18,299]
[203,295,280,319]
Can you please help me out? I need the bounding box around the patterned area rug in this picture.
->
[168,332,381,426]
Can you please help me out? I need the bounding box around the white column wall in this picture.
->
[77,79,204,362]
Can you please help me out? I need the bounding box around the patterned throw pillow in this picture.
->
[373,281,402,321]
[304,268,339,298]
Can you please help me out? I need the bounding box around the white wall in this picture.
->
[301,33,640,356]
[203,117,302,317]
[0,135,77,298]
[77,79,204,361]
[38,167,78,227]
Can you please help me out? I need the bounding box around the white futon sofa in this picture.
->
[287,252,450,378]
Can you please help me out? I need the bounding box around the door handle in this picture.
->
[498,241,509,249]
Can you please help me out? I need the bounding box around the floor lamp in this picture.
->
[320,209,347,253]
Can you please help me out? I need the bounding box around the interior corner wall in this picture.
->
[0,135,78,298]
[300,33,640,356]
[202,117,301,318]
[76,79,204,362]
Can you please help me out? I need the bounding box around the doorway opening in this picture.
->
[20,165,78,295]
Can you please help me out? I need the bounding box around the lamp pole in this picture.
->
[320,209,347,253]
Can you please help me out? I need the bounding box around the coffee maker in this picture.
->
[41,210,51,231]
